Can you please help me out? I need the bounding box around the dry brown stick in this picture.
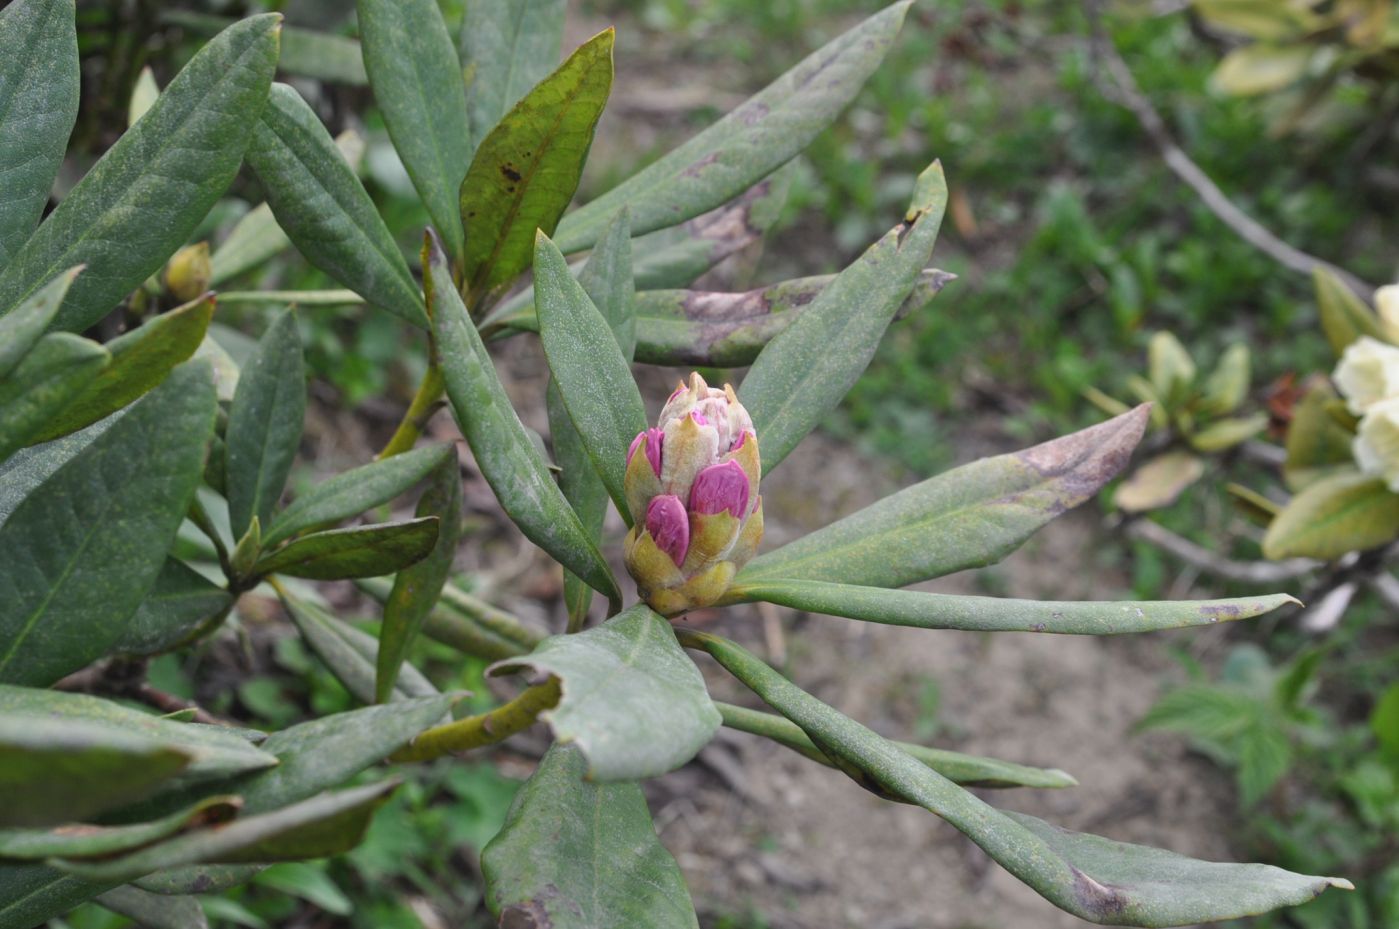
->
[1085,1,1374,300]
[1125,518,1321,584]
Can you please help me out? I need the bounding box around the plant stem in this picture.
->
[436,583,544,649]
[187,496,231,580]
[378,364,445,459]
[390,677,561,763]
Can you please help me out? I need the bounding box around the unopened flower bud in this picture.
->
[623,372,763,615]
[163,242,212,303]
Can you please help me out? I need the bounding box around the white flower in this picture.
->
[1377,285,1399,345]
[1353,396,1399,492]
[1333,336,1399,415]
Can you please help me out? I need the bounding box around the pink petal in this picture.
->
[627,428,664,476]
[689,460,750,517]
[646,495,690,566]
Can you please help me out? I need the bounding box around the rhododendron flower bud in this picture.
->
[623,372,763,615]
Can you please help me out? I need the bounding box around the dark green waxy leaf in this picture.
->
[490,604,720,780]
[0,864,117,929]
[689,632,1351,928]
[577,207,637,356]
[263,443,453,547]
[334,607,439,699]
[115,558,232,656]
[0,15,280,333]
[0,333,108,461]
[134,863,261,896]
[534,232,645,522]
[0,415,120,528]
[482,743,699,929]
[210,204,289,286]
[553,1,910,253]
[0,0,78,270]
[96,886,207,929]
[1284,381,1355,491]
[0,685,278,784]
[226,310,305,539]
[54,781,399,883]
[0,795,240,859]
[0,361,217,685]
[460,29,613,299]
[0,715,193,827]
[358,0,470,263]
[247,84,426,327]
[0,267,80,380]
[253,517,439,580]
[28,293,215,444]
[740,160,947,473]
[715,702,1075,789]
[731,579,1299,634]
[160,10,366,85]
[461,0,566,143]
[734,406,1150,592]
[358,577,535,662]
[280,588,438,705]
[1263,470,1399,560]
[428,237,620,605]
[377,457,461,702]
[1315,268,1383,356]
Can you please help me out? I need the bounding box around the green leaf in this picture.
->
[428,236,620,605]
[734,406,1149,591]
[247,83,426,327]
[730,578,1298,634]
[115,558,233,656]
[716,702,1076,789]
[377,457,461,702]
[1113,450,1205,512]
[534,231,645,523]
[1373,684,1399,760]
[1147,331,1196,409]
[28,293,215,444]
[53,781,399,883]
[209,205,289,285]
[0,332,109,461]
[576,207,637,355]
[688,631,1352,928]
[1263,470,1399,560]
[225,310,305,539]
[357,0,470,264]
[460,29,613,301]
[461,0,566,143]
[0,267,81,381]
[263,443,453,547]
[490,604,720,780]
[252,518,438,580]
[1200,343,1250,415]
[552,1,910,253]
[1284,381,1355,491]
[281,592,438,705]
[134,864,261,897]
[160,11,366,85]
[96,886,208,929]
[0,715,194,828]
[0,0,79,270]
[1315,267,1384,356]
[0,15,280,333]
[0,361,217,685]
[739,160,947,473]
[482,743,699,929]
[1188,413,1269,453]
[0,864,117,929]
[1211,43,1312,96]
[0,795,240,859]
[252,863,352,916]
[127,65,160,127]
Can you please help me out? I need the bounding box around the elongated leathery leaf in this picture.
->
[263,443,453,546]
[282,592,437,706]
[54,781,399,883]
[428,235,620,606]
[0,333,108,461]
[226,310,305,539]
[0,0,78,269]
[732,580,1300,634]
[1263,470,1399,560]
[247,84,426,327]
[29,293,215,444]
[0,361,217,686]
[358,0,470,264]
[0,268,80,381]
[553,2,910,252]
[0,15,280,333]
[0,795,239,859]
[252,518,438,580]
[688,631,1352,928]
[1315,267,1383,356]
[490,604,720,780]
[535,231,645,523]
[733,406,1150,592]
[96,886,207,929]
[377,457,461,702]
[0,864,118,929]
[461,0,566,143]
[482,743,699,929]
[160,11,366,86]
[740,160,947,473]
[115,558,233,656]
[460,29,613,300]
[715,702,1075,789]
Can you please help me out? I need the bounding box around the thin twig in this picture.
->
[1084,1,1374,299]
[1125,518,1321,584]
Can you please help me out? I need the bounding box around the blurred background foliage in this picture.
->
[58,0,1397,926]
